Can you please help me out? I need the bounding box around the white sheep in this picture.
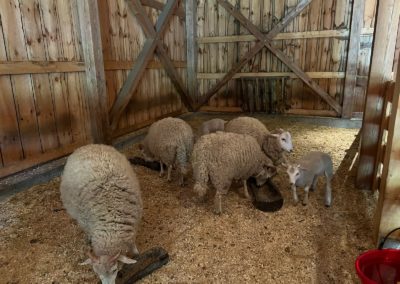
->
[60,144,142,284]
[191,131,277,214]
[224,116,293,165]
[139,117,194,185]
[200,118,227,135]
[283,151,333,207]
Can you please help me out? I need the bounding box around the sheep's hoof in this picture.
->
[293,200,299,206]
[302,201,308,206]
[213,207,222,215]
[325,203,331,208]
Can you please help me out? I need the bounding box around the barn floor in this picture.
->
[0,113,377,283]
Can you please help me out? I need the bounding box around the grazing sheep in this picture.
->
[192,132,277,214]
[139,117,194,185]
[200,118,227,135]
[283,151,333,207]
[60,144,142,284]
[225,116,293,165]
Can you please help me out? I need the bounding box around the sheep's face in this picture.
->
[276,131,293,152]
[255,164,277,186]
[286,164,301,185]
[138,143,155,162]
[81,252,137,284]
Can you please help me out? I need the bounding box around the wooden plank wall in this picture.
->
[196,0,377,116]
[0,0,90,177]
[98,0,186,137]
[0,0,186,177]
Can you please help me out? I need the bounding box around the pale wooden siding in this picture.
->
[196,0,376,116]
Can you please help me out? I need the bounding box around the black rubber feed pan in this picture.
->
[247,177,284,212]
[129,157,164,171]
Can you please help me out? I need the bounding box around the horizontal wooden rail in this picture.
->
[0,60,187,75]
[285,109,339,117]
[0,141,86,179]
[197,72,346,80]
[141,0,185,19]
[197,28,374,44]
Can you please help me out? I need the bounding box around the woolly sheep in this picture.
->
[283,151,333,207]
[60,144,142,284]
[224,116,293,165]
[200,118,227,135]
[139,117,194,185]
[192,131,277,214]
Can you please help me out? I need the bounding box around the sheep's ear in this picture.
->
[118,255,137,264]
[281,162,288,168]
[279,128,284,132]
[80,251,97,265]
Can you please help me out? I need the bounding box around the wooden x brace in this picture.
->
[109,0,193,130]
[197,0,342,114]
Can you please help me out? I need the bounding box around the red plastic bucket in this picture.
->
[356,228,400,284]
[355,249,400,284]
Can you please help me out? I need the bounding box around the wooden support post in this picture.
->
[109,0,180,130]
[356,0,400,190]
[77,0,109,143]
[374,56,400,242]
[185,0,198,103]
[342,0,364,118]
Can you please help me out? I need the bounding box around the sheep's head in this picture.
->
[283,163,303,186]
[270,129,293,153]
[254,163,277,186]
[138,143,154,162]
[81,251,136,284]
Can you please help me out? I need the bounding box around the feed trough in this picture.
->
[247,177,284,212]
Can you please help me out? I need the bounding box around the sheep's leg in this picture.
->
[325,171,332,207]
[291,185,299,205]
[167,165,173,182]
[214,193,223,215]
[243,180,250,199]
[311,176,318,192]
[159,162,164,177]
[302,186,310,206]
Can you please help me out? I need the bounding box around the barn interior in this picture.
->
[0,0,400,283]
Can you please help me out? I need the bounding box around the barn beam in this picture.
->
[342,0,365,118]
[77,0,109,143]
[109,0,181,130]
[141,0,185,19]
[209,0,342,114]
[356,0,400,190]
[127,0,194,111]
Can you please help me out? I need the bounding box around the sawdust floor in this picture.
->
[0,113,377,283]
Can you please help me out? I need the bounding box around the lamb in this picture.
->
[283,151,333,207]
[60,144,142,284]
[191,131,277,214]
[139,117,194,185]
[200,118,227,135]
[224,116,293,165]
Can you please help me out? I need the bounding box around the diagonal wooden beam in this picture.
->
[140,0,185,19]
[198,0,341,114]
[196,0,311,110]
[109,0,179,130]
[218,0,341,114]
[127,0,194,111]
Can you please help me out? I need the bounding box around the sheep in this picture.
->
[224,116,293,165]
[191,131,277,214]
[139,117,194,186]
[60,144,142,284]
[200,118,227,135]
[283,151,333,207]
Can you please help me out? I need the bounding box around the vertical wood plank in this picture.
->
[342,0,364,118]
[185,0,197,104]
